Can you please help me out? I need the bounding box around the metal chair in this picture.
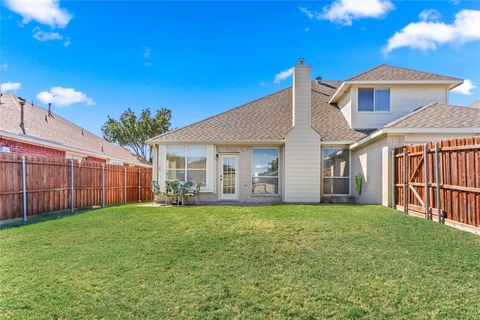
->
[151,180,162,203]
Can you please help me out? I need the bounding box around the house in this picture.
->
[147,61,480,205]
[0,93,150,167]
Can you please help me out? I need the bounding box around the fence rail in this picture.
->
[393,136,480,233]
[0,153,152,221]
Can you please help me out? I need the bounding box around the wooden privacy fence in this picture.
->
[393,136,480,233]
[0,153,153,221]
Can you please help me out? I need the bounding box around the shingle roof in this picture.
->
[347,64,462,82]
[148,81,367,143]
[0,93,149,166]
[469,101,480,109]
[384,102,480,129]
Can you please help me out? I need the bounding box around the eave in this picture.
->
[329,79,463,104]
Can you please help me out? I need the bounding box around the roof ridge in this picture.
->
[147,86,293,142]
[384,64,462,81]
[346,64,386,81]
[348,64,461,81]
[384,102,439,128]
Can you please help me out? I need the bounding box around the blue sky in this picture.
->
[1,1,479,136]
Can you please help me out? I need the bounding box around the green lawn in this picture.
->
[1,204,480,319]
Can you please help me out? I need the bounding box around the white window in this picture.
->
[322,148,350,195]
[358,88,390,112]
[252,148,279,195]
[166,146,207,186]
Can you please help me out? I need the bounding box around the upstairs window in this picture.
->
[358,88,390,112]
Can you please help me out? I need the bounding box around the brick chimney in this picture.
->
[18,97,26,134]
[292,58,311,128]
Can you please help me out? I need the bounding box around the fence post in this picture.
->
[138,168,141,203]
[124,167,127,204]
[435,142,442,223]
[21,156,27,222]
[70,159,74,213]
[101,164,105,208]
[403,147,408,214]
[424,144,430,220]
[391,150,395,209]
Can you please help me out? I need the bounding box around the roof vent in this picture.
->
[18,97,26,134]
[48,102,52,117]
[298,58,305,65]
[316,76,322,84]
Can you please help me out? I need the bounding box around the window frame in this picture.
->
[165,145,208,188]
[251,147,280,196]
[322,147,351,196]
[357,88,391,113]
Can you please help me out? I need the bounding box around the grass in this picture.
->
[1,204,480,319]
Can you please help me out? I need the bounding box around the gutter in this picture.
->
[349,127,480,150]
[146,139,285,146]
[0,130,151,168]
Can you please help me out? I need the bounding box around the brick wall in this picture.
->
[0,138,66,158]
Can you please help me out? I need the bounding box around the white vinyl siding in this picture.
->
[351,85,449,129]
[284,128,321,202]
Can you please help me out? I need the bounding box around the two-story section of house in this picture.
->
[147,61,480,206]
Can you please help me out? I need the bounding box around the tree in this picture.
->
[102,107,171,161]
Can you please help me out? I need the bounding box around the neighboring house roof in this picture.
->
[384,102,480,129]
[347,64,462,82]
[0,93,149,166]
[148,81,367,143]
[469,100,480,109]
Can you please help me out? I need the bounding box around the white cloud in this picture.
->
[419,9,441,22]
[5,0,72,28]
[273,68,294,84]
[299,7,316,20]
[143,46,152,59]
[36,87,94,107]
[63,37,71,47]
[320,0,394,26]
[452,79,476,95]
[383,9,480,53]
[1,63,7,70]
[1,82,22,92]
[32,29,71,46]
[33,30,63,41]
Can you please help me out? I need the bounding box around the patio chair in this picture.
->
[185,182,201,205]
[165,180,181,205]
[151,180,162,203]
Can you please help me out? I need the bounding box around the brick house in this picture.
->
[0,93,150,167]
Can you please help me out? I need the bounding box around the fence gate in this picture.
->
[393,137,480,233]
